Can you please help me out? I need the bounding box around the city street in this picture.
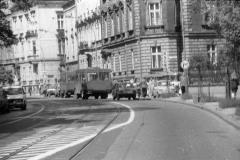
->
[0,97,239,160]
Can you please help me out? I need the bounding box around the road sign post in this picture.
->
[181,60,189,97]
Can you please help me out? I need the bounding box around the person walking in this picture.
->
[231,71,239,99]
[180,72,189,96]
[140,78,148,98]
[81,78,88,99]
[148,78,155,97]
[28,86,32,96]
[136,79,141,99]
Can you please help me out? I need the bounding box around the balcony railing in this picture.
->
[25,30,38,38]
[145,25,164,35]
[28,54,39,64]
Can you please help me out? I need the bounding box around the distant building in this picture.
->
[2,0,68,92]
[99,0,224,81]
[75,0,103,69]
[62,0,78,72]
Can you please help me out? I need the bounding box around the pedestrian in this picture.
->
[180,72,189,96]
[140,78,148,98]
[28,86,32,96]
[136,79,141,98]
[81,78,88,99]
[148,78,155,97]
[231,71,239,99]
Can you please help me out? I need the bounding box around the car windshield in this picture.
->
[5,88,23,95]
[158,81,167,86]
[120,83,134,88]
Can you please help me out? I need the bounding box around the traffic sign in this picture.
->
[181,60,189,69]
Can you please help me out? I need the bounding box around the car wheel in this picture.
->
[117,93,120,100]
[132,95,136,100]
[95,95,99,99]
[128,97,131,100]
[21,102,26,110]
[2,104,9,114]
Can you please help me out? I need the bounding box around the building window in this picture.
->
[113,55,116,72]
[151,46,162,68]
[116,11,120,34]
[33,64,38,74]
[19,16,23,29]
[21,42,24,56]
[31,11,35,21]
[121,7,125,32]
[12,17,16,29]
[57,15,64,29]
[127,6,133,30]
[207,45,217,64]
[149,2,162,25]
[110,13,114,36]
[119,53,122,72]
[103,15,108,38]
[32,40,36,55]
[131,50,134,70]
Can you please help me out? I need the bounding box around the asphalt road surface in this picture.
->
[0,98,240,160]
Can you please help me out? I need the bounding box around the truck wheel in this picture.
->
[94,95,99,99]
[132,95,136,100]
[128,97,131,100]
[2,104,9,113]
[117,94,120,100]
[21,102,26,110]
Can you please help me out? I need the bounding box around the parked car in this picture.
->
[112,82,137,100]
[46,88,57,97]
[0,88,10,113]
[3,86,27,110]
[153,80,176,98]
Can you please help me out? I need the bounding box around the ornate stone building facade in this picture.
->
[2,0,68,92]
[75,0,103,69]
[100,0,224,80]
[62,0,78,72]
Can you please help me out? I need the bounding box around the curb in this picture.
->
[160,99,240,131]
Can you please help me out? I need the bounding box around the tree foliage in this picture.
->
[0,66,14,85]
[0,0,33,48]
[191,0,240,71]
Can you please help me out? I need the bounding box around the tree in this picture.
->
[0,0,33,48]
[191,0,240,73]
[189,54,209,99]
[0,66,14,85]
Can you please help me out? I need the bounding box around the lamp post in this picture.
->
[180,0,189,96]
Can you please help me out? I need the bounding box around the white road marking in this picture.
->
[0,105,45,127]
[0,103,135,160]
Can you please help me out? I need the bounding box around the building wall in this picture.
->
[63,2,78,72]
[100,0,225,81]
[3,1,68,89]
[76,0,102,69]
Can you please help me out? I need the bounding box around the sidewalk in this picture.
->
[160,96,240,130]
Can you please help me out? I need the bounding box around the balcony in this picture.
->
[103,37,109,44]
[25,30,38,39]
[110,36,116,42]
[145,25,164,35]
[58,54,66,66]
[128,30,134,38]
[28,54,39,64]
[57,29,65,39]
